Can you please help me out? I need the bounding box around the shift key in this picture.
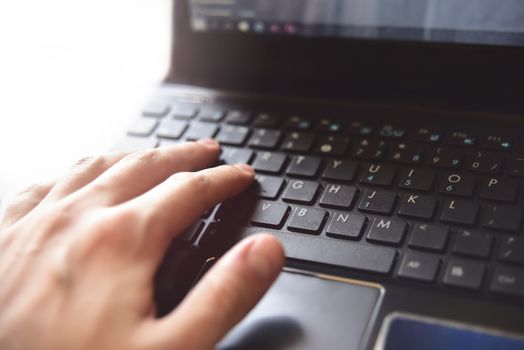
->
[240,228,397,274]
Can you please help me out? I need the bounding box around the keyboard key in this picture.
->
[443,259,485,290]
[499,237,524,265]
[398,252,440,282]
[483,135,512,152]
[316,118,343,133]
[367,218,407,245]
[360,164,395,186]
[379,125,405,139]
[358,189,397,215]
[253,113,280,128]
[178,221,204,243]
[220,147,254,165]
[326,213,367,240]
[224,110,251,125]
[413,128,441,143]
[452,229,493,259]
[508,157,524,177]
[252,152,287,173]
[438,173,476,197]
[216,125,250,146]
[251,201,290,229]
[482,204,522,232]
[143,101,170,118]
[448,132,476,147]
[479,177,518,202]
[352,139,386,160]
[198,108,224,122]
[127,118,158,137]
[171,103,198,120]
[398,194,437,220]
[440,200,478,225]
[239,227,396,274]
[248,129,282,149]
[250,175,284,199]
[282,180,319,204]
[283,116,312,130]
[156,120,187,139]
[389,143,424,164]
[322,160,358,182]
[214,197,255,223]
[314,135,349,156]
[286,156,322,178]
[252,113,280,128]
[398,168,435,192]
[490,266,524,297]
[427,147,463,168]
[281,132,315,153]
[346,121,373,136]
[465,151,504,174]
[287,207,327,234]
[319,184,358,209]
[408,224,449,252]
[185,122,219,141]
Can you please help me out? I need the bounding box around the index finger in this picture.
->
[122,163,255,250]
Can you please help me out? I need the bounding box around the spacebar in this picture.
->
[241,228,397,274]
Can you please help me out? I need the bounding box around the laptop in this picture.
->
[117,1,524,349]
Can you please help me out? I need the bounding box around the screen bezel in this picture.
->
[166,0,524,109]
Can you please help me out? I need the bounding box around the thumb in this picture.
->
[152,234,284,350]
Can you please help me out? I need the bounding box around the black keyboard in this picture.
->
[118,98,524,300]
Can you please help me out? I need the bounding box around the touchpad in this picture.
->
[217,269,383,350]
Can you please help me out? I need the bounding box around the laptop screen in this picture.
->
[189,0,524,47]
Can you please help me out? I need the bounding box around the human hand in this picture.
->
[0,140,284,350]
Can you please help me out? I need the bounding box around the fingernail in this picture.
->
[245,235,283,280]
[198,138,219,148]
[235,163,255,175]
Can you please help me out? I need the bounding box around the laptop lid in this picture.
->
[167,0,524,113]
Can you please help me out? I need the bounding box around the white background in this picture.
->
[0,0,172,199]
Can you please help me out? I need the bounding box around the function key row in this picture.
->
[127,117,524,177]
[141,102,516,150]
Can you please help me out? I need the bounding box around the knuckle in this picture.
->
[187,172,210,189]
[169,171,209,188]
[15,182,48,198]
[122,148,159,164]
[73,155,107,172]
[73,209,140,255]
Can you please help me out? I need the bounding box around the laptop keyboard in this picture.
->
[119,98,524,300]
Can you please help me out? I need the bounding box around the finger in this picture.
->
[40,151,129,203]
[0,179,56,229]
[150,234,284,350]
[77,139,221,206]
[124,163,255,252]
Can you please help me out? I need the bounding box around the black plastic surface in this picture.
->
[217,270,382,350]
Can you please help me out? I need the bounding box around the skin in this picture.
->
[0,139,285,350]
